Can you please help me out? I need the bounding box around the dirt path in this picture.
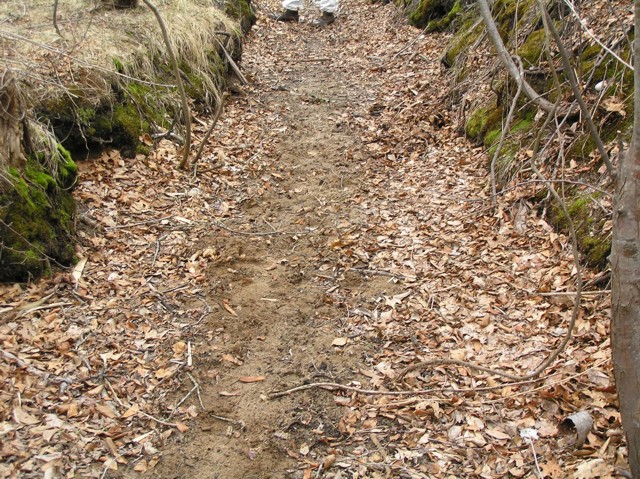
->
[151,4,399,477]
[145,1,614,478]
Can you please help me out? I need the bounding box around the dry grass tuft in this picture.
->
[0,0,241,150]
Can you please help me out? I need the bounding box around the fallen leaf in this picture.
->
[121,404,140,419]
[175,422,189,432]
[222,301,238,316]
[219,391,242,397]
[239,376,266,383]
[95,404,118,419]
[13,407,40,425]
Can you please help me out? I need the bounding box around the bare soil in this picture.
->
[146,6,404,477]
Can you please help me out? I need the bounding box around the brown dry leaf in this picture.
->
[238,376,266,383]
[13,407,40,425]
[221,354,243,365]
[573,458,613,478]
[95,404,119,419]
[602,98,626,117]
[172,341,187,355]
[133,459,148,472]
[331,337,348,346]
[219,391,242,397]
[485,428,511,441]
[121,404,140,419]
[222,301,238,316]
[175,422,189,433]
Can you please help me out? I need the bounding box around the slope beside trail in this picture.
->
[0,0,616,478]
[150,1,615,478]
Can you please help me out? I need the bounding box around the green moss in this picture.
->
[89,102,146,156]
[517,29,545,68]
[442,16,484,67]
[425,0,461,32]
[0,143,78,281]
[511,114,534,134]
[582,236,611,266]
[57,145,78,189]
[579,44,602,63]
[549,192,610,269]
[465,105,502,144]
[407,0,457,29]
[484,128,501,146]
[25,168,56,192]
[224,0,255,33]
[113,57,125,73]
[567,94,633,164]
[491,0,536,42]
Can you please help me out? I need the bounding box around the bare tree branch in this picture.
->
[141,0,191,170]
[52,0,64,38]
[476,0,558,115]
[490,56,524,206]
[191,91,227,166]
[538,2,614,178]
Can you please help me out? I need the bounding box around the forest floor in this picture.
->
[0,0,622,478]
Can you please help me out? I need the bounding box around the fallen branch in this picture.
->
[138,410,181,428]
[534,290,610,297]
[1,349,74,384]
[213,219,308,237]
[215,38,248,85]
[347,267,413,280]
[282,57,332,63]
[105,215,173,230]
[268,377,543,399]
[397,358,526,381]
[192,91,228,166]
[206,411,245,427]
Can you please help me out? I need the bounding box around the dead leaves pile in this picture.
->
[0,82,290,476]
[254,1,622,478]
[0,0,628,477]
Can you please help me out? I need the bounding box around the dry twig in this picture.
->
[141,0,192,169]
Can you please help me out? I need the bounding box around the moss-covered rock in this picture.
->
[0,146,77,282]
[224,0,256,34]
[465,105,502,144]
[549,192,610,268]
[403,0,459,30]
[441,13,484,67]
[517,29,545,68]
[425,0,461,32]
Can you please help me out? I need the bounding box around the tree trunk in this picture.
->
[611,1,640,476]
[0,70,27,170]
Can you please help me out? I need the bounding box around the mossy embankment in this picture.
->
[0,144,77,282]
[0,0,255,282]
[31,0,255,157]
[425,0,632,268]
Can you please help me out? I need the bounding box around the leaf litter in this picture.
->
[0,0,623,477]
